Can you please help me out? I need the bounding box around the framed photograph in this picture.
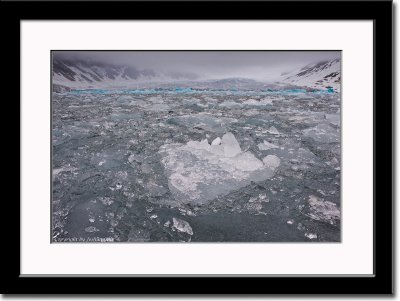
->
[5,0,393,294]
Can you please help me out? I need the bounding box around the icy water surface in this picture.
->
[52,89,341,242]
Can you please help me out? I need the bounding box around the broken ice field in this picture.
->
[52,88,341,242]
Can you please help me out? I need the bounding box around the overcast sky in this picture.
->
[54,51,340,80]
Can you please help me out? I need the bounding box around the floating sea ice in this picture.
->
[209,137,223,154]
[98,197,114,206]
[167,114,236,134]
[209,144,225,156]
[331,157,339,164]
[243,201,263,214]
[243,98,273,106]
[267,126,280,135]
[172,218,193,236]
[259,193,268,202]
[243,99,259,105]
[324,113,340,126]
[305,233,318,240]
[146,103,170,112]
[53,165,77,177]
[302,124,339,143]
[221,132,241,157]
[229,152,264,171]
[262,155,281,170]
[219,101,241,108]
[261,98,273,105]
[85,226,99,233]
[258,140,279,151]
[297,223,305,231]
[159,132,279,204]
[128,153,145,164]
[148,96,164,104]
[306,195,340,225]
[248,197,258,203]
[146,181,168,197]
[200,139,211,150]
[187,139,211,151]
[211,137,222,145]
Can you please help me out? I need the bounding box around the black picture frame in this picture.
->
[3,0,393,295]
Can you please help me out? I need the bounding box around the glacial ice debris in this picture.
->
[324,113,340,126]
[85,226,99,233]
[229,152,264,171]
[187,139,211,151]
[167,114,236,133]
[306,195,340,225]
[159,132,280,204]
[262,155,281,170]
[305,233,318,240]
[267,126,280,135]
[53,165,77,177]
[302,124,339,143]
[98,197,114,206]
[243,98,273,106]
[258,140,279,151]
[219,101,241,108]
[172,218,193,235]
[221,132,241,157]
[211,137,222,145]
[146,103,170,112]
[209,143,225,156]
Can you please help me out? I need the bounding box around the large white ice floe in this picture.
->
[159,132,280,204]
[221,132,241,157]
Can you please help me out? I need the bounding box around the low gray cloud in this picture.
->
[53,51,340,80]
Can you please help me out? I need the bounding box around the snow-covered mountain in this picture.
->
[53,56,341,93]
[52,58,199,89]
[282,58,341,92]
[52,58,291,92]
